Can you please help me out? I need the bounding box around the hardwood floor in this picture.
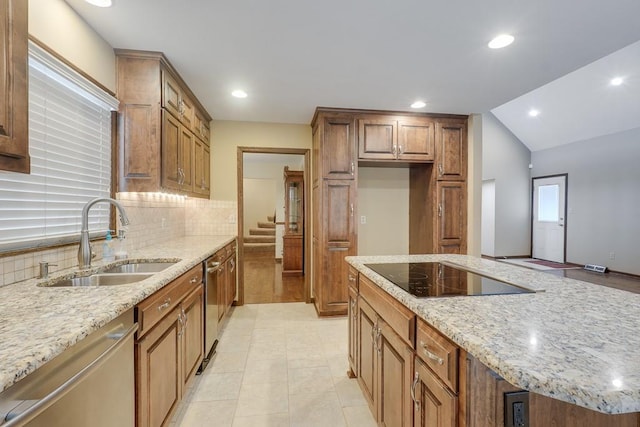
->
[545,268,640,294]
[243,251,305,304]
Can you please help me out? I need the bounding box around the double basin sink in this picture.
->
[41,261,179,287]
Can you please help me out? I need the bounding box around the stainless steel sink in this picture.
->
[47,273,153,287]
[100,261,177,274]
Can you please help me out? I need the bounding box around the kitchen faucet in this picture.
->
[78,197,130,269]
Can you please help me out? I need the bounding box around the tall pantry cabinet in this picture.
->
[311,112,358,316]
[311,108,468,316]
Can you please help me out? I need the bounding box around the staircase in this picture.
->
[244,215,276,254]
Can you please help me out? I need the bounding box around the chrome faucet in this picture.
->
[78,197,130,269]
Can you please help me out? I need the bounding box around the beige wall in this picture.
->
[357,167,410,255]
[28,0,116,92]
[211,121,312,201]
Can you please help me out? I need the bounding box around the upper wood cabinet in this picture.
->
[435,180,467,254]
[0,0,29,173]
[435,120,467,181]
[116,50,212,198]
[358,116,435,162]
[312,112,357,181]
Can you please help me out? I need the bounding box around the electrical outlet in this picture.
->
[360,216,366,225]
[609,252,615,260]
[505,391,529,427]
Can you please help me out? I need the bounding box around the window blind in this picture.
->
[0,42,119,253]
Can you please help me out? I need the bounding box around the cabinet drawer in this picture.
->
[137,264,202,337]
[359,275,415,348]
[416,319,459,392]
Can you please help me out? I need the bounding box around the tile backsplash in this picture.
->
[0,193,237,287]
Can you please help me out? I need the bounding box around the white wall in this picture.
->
[243,179,276,239]
[29,0,116,91]
[357,167,409,256]
[481,180,496,256]
[531,126,640,275]
[482,113,532,257]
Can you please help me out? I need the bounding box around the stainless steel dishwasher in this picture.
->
[198,256,220,373]
[0,309,137,427]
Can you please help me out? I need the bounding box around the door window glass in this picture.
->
[538,184,559,222]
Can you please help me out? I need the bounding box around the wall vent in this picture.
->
[584,264,608,273]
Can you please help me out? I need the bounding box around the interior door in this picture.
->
[532,175,567,263]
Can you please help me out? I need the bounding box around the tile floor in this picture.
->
[171,302,376,427]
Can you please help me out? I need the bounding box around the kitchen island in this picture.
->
[346,254,640,425]
[0,235,235,394]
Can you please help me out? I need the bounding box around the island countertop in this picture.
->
[346,254,640,415]
[0,235,236,394]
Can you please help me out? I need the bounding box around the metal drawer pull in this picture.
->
[438,163,444,176]
[410,371,420,408]
[157,298,171,311]
[420,341,444,365]
[190,276,199,284]
[348,275,356,282]
[206,262,220,273]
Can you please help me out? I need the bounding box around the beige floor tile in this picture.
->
[235,381,289,417]
[217,334,252,353]
[288,365,335,395]
[247,340,288,361]
[231,412,289,427]
[287,355,328,370]
[334,377,368,407]
[242,358,288,385]
[191,372,243,402]
[289,391,346,427]
[209,351,248,373]
[177,399,237,427]
[326,354,351,378]
[342,405,377,427]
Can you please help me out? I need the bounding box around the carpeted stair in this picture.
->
[244,215,276,253]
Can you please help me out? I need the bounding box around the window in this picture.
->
[0,42,118,253]
[537,184,560,222]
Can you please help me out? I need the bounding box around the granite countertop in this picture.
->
[0,235,236,394]
[346,254,640,415]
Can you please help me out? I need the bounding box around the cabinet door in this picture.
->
[136,306,182,427]
[179,126,194,192]
[161,110,181,191]
[179,94,195,130]
[182,286,204,389]
[226,254,236,309]
[0,0,29,173]
[435,121,466,181]
[414,358,457,427]
[357,297,377,414]
[322,115,356,179]
[162,70,182,119]
[348,284,359,377]
[358,117,397,160]
[217,259,226,324]
[435,181,466,254]
[202,143,210,194]
[378,319,414,427]
[192,137,206,196]
[397,118,435,161]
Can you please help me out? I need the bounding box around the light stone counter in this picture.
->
[346,254,640,415]
[0,235,236,393]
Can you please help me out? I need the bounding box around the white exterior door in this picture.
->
[532,175,567,263]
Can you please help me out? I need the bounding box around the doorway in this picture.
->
[532,174,567,263]
[237,147,310,305]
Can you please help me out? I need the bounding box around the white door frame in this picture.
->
[531,174,568,263]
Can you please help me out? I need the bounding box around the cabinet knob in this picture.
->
[438,163,444,177]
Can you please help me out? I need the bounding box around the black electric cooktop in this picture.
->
[364,262,534,298]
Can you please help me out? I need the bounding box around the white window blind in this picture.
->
[0,42,119,253]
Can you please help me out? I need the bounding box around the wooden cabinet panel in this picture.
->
[162,70,181,119]
[348,284,359,377]
[136,306,182,427]
[283,235,303,275]
[179,94,195,130]
[180,125,194,191]
[357,296,377,413]
[358,117,396,160]
[325,180,355,244]
[322,115,356,179]
[398,118,435,161]
[414,357,457,427]
[162,110,181,191]
[119,104,160,192]
[378,319,414,427]
[436,181,466,254]
[435,120,466,181]
[181,286,204,388]
[216,252,227,324]
[0,0,29,173]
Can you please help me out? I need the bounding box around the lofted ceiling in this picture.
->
[65,0,640,150]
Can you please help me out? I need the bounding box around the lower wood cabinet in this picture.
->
[135,265,204,427]
[215,240,237,333]
[347,277,358,377]
[414,358,457,427]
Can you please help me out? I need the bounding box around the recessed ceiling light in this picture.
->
[231,89,248,98]
[85,0,112,7]
[488,34,515,49]
[610,77,624,86]
[528,109,540,117]
[411,101,426,109]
